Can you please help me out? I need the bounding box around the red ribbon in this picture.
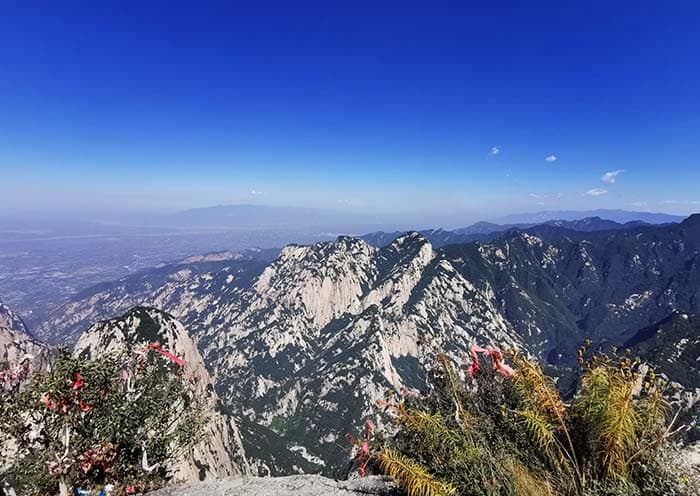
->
[71,372,85,391]
[43,372,95,413]
[144,343,185,367]
[348,420,374,477]
[467,345,514,379]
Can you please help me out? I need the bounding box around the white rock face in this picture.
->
[0,299,52,472]
[37,234,534,473]
[73,307,250,482]
[192,234,527,473]
[0,299,51,377]
[0,300,26,335]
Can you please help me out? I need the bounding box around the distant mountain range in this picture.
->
[166,205,685,232]
[491,208,684,225]
[1,205,686,235]
[28,213,700,475]
[361,216,651,248]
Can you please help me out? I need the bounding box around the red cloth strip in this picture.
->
[467,345,514,379]
[145,343,185,367]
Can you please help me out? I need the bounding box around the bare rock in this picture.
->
[0,299,51,380]
[145,475,397,496]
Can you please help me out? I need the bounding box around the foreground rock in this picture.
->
[145,475,397,496]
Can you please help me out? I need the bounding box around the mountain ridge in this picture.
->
[361,216,655,248]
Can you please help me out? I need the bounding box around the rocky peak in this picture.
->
[364,233,435,311]
[681,213,700,229]
[251,237,378,331]
[384,232,432,258]
[75,307,197,364]
[392,230,428,244]
[334,234,372,251]
[74,307,250,482]
[0,299,51,380]
[0,299,27,336]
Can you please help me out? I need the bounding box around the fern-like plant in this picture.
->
[374,345,696,496]
[375,448,456,496]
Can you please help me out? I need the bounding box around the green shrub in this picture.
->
[0,348,205,495]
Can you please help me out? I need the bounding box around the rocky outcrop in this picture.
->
[145,475,397,496]
[73,307,250,482]
[0,299,51,381]
[0,299,52,473]
[0,300,26,336]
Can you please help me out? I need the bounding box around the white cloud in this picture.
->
[545,154,557,162]
[585,188,608,197]
[627,201,648,208]
[250,189,263,196]
[661,200,678,204]
[601,169,625,184]
[529,193,542,199]
[489,146,500,156]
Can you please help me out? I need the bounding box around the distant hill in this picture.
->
[492,209,685,225]
[169,204,378,231]
[361,227,505,248]
[542,216,642,231]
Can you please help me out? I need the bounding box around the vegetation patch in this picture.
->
[365,345,698,496]
[0,348,205,495]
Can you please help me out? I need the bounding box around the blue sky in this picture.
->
[1,1,699,224]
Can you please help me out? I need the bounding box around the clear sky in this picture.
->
[1,1,699,224]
